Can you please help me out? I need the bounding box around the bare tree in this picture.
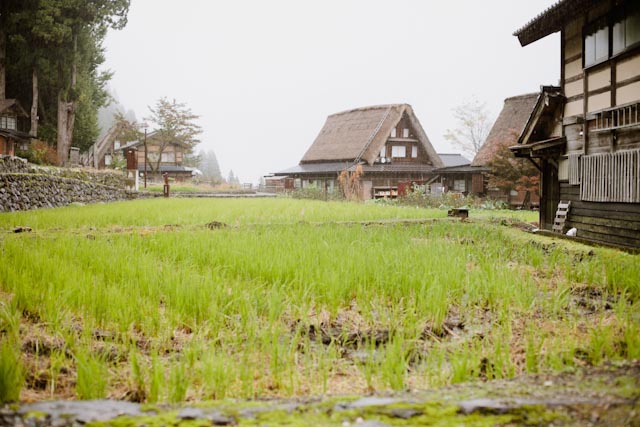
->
[145,98,202,172]
[444,97,492,159]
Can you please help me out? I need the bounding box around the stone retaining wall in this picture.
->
[0,156,132,212]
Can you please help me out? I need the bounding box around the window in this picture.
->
[585,8,640,67]
[104,154,112,166]
[403,128,409,138]
[584,25,609,66]
[114,141,121,150]
[613,9,640,54]
[380,146,386,158]
[161,151,175,162]
[390,128,397,138]
[453,180,466,192]
[0,116,16,130]
[391,145,406,158]
[411,146,418,158]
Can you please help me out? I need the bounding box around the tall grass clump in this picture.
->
[75,351,109,399]
[0,339,24,403]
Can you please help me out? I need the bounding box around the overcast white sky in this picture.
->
[102,0,560,183]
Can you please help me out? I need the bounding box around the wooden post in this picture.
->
[163,173,170,198]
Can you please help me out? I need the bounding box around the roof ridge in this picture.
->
[329,103,408,117]
[504,93,540,102]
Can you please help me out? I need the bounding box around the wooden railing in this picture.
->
[580,149,640,203]
[590,102,640,133]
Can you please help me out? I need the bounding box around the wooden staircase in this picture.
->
[552,200,571,233]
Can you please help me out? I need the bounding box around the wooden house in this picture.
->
[0,99,30,156]
[430,153,488,196]
[473,93,541,207]
[512,0,640,248]
[118,131,195,181]
[274,104,444,199]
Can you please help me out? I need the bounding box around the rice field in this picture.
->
[0,198,638,403]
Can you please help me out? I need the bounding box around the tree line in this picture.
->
[0,0,130,165]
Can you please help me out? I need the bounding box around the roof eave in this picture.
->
[513,0,597,47]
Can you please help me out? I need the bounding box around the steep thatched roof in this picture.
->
[472,94,539,167]
[300,104,443,168]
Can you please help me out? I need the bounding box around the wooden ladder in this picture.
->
[552,200,571,233]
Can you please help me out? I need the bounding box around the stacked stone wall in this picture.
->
[0,156,132,212]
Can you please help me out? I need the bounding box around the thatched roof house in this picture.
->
[472,93,539,167]
[275,104,444,199]
[472,93,541,207]
[300,104,443,168]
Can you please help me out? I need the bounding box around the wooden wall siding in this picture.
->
[568,153,581,185]
[588,67,610,90]
[616,81,640,106]
[565,79,583,97]
[564,100,584,117]
[580,149,640,203]
[561,183,640,248]
[564,34,582,59]
[616,56,640,83]
[565,59,583,81]
[472,173,484,194]
[617,128,640,151]
[588,92,612,112]
[565,124,584,153]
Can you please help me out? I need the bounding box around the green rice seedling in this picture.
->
[622,320,640,359]
[490,332,515,379]
[201,351,233,400]
[168,360,189,403]
[525,332,542,374]
[128,348,146,402]
[48,350,66,398]
[239,352,255,399]
[422,346,449,388]
[358,338,378,392]
[148,352,164,403]
[0,302,20,341]
[74,350,108,400]
[588,323,616,365]
[379,336,408,391]
[449,348,473,385]
[0,338,23,403]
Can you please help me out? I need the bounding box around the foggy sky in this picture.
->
[102,0,560,183]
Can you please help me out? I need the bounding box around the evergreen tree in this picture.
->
[3,0,130,164]
[198,149,223,183]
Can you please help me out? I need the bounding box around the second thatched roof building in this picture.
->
[273,104,449,199]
